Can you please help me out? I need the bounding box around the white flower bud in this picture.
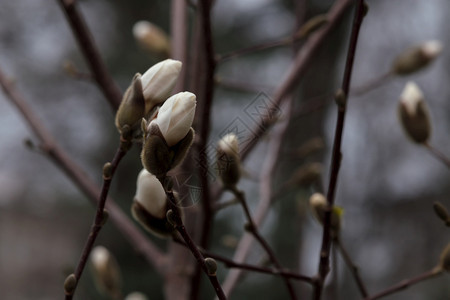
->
[140,59,182,114]
[398,82,431,143]
[134,169,167,219]
[392,40,443,75]
[150,91,196,147]
[90,246,122,299]
[133,20,170,58]
[125,292,149,300]
[309,193,342,233]
[217,133,241,188]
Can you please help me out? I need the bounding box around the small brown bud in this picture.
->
[204,257,218,276]
[335,89,347,109]
[64,273,77,295]
[309,193,342,234]
[288,162,322,187]
[433,202,449,223]
[103,162,113,180]
[398,82,431,144]
[166,209,177,227]
[90,246,122,299]
[125,292,149,300]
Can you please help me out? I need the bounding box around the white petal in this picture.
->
[135,169,167,218]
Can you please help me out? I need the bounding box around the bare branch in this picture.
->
[56,0,122,110]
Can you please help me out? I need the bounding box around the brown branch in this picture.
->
[230,187,298,299]
[56,0,122,110]
[165,190,226,300]
[221,99,294,297]
[364,268,442,300]
[315,1,366,299]
[66,145,128,299]
[189,0,217,298]
[0,67,167,279]
[334,236,368,297]
[424,142,450,169]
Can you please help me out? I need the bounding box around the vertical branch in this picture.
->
[314,1,366,299]
[66,145,129,299]
[56,0,122,110]
[190,0,217,298]
[171,0,189,92]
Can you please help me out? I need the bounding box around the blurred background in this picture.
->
[0,0,449,299]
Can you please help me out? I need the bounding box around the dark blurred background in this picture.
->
[0,0,449,299]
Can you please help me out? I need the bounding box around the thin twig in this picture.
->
[334,236,368,297]
[315,1,366,299]
[364,268,442,300]
[424,142,450,169]
[172,235,314,284]
[0,67,167,279]
[217,38,291,62]
[350,71,392,97]
[56,0,122,110]
[231,187,298,299]
[165,190,227,300]
[67,145,128,300]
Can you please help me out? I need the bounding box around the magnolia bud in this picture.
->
[131,169,173,237]
[439,243,450,272]
[115,74,145,135]
[433,202,449,223]
[216,133,241,188]
[140,59,182,114]
[204,257,218,276]
[125,292,149,300]
[90,246,122,299]
[133,20,170,58]
[63,274,77,296]
[398,82,431,144]
[309,193,342,234]
[141,123,194,178]
[288,162,322,187]
[150,91,196,147]
[392,40,443,75]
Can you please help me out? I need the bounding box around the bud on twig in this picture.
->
[398,82,431,144]
[204,257,218,276]
[133,20,171,58]
[216,133,241,188]
[141,92,196,177]
[64,273,77,296]
[90,246,122,299]
[140,59,182,115]
[392,40,443,75]
[131,169,173,237]
[309,193,342,234]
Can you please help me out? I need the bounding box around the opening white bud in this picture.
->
[309,193,342,233]
[398,82,431,143]
[217,133,241,188]
[134,169,167,219]
[218,133,239,157]
[393,40,443,75]
[140,59,182,114]
[90,246,122,299]
[149,91,196,147]
[125,292,149,300]
[133,20,170,57]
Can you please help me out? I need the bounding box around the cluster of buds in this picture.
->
[115,59,182,139]
[90,246,122,299]
[398,82,431,144]
[309,193,342,236]
[392,40,443,75]
[216,133,241,189]
[116,59,197,237]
